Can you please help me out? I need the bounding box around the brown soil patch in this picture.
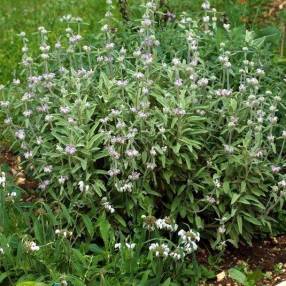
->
[263,0,286,19]
[198,235,286,285]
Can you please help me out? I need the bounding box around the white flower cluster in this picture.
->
[0,172,6,188]
[78,181,90,192]
[101,197,115,213]
[149,243,170,257]
[115,180,133,193]
[155,217,178,232]
[142,215,177,232]
[149,228,200,260]
[115,242,136,250]
[178,229,200,253]
[55,229,73,238]
[25,241,40,252]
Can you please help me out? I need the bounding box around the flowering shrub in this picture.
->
[0,0,286,284]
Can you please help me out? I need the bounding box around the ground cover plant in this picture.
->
[1,0,286,285]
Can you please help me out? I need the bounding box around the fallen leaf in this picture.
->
[217,271,226,282]
[16,177,26,186]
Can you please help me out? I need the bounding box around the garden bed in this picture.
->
[198,235,286,285]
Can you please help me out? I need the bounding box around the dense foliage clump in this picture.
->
[0,0,285,285]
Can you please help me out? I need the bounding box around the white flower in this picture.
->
[101,197,115,213]
[4,117,11,126]
[267,135,275,142]
[58,175,68,184]
[170,248,185,260]
[174,78,183,87]
[24,151,33,159]
[256,68,265,77]
[13,79,20,85]
[36,137,43,145]
[0,172,6,187]
[55,41,61,49]
[38,180,50,190]
[128,171,140,181]
[69,34,82,44]
[83,45,91,52]
[201,1,210,10]
[44,165,53,173]
[133,49,141,58]
[60,106,70,114]
[38,26,47,34]
[107,168,120,177]
[116,80,128,87]
[278,180,286,189]
[125,243,136,249]
[149,243,170,257]
[218,225,226,234]
[141,18,152,27]
[216,89,232,97]
[116,181,133,193]
[134,72,144,80]
[125,148,139,158]
[101,24,109,32]
[9,191,17,197]
[150,148,156,156]
[78,181,89,192]
[271,166,281,174]
[45,115,53,122]
[155,217,178,232]
[246,77,259,87]
[223,23,230,31]
[23,109,33,117]
[29,241,40,252]
[202,16,210,23]
[19,31,26,37]
[206,195,216,204]
[106,42,115,50]
[15,129,25,140]
[213,179,221,188]
[172,58,181,66]
[173,108,186,116]
[147,162,156,170]
[65,145,76,155]
[178,229,200,243]
[183,241,198,253]
[223,144,234,154]
[115,243,121,250]
[197,78,209,87]
[0,101,9,107]
[107,146,120,159]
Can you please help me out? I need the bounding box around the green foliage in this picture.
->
[16,282,48,286]
[228,267,264,286]
[0,0,286,285]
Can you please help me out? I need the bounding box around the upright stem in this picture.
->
[280,23,286,58]
[118,0,129,21]
[279,138,285,160]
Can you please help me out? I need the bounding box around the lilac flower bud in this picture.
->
[65,145,77,155]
